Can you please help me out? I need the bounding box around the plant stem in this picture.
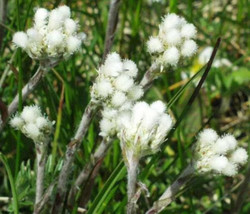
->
[146,164,195,214]
[67,138,112,207]
[52,102,98,214]
[127,158,138,214]
[102,0,122,63]
[139,62,159,91]
[34,143,47,213]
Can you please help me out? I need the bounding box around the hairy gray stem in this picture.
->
[102,0,122,63]
[52,102,98,214]
[146,164,195,214]
[67,138,112,207]
[34,182,56,214]
[34,143,48,213]
[0,66,45,131]
[127,158,139,214]
[139,62,159,91]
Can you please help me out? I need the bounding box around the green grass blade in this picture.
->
[86,161,126,214]
[0,153,19,214]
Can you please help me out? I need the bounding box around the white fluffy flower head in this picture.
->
[10,105,54,144]
[12,5,85,64]
[118,101,173,162]
[193,129,248,176]
[146,13,198,68]
[91,52,143,108]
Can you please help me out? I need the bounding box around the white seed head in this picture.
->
[163,47,180,66]
[10,116,24,129]
[111,91,127,107]
[58,5,71,19]
[150,101,166,114]
[24,123,41,139]
[47,30,64,47]
[48,9,64,30]
[64,18,77,34]
[34,8,49,28]
[27,28,42,43]
[181,40,197,57]
[67,36,81,53]
[222,162,238,176]
[95,79,113,98]
[36,117,48,129]
[21,106,42,123]
[114,75,134,92]
[162,13,182,30]
[199,128,218,145]
[210,155,228,173]
[13,32,28,49]
[230,148,248,165]
[165,29,182,45]
[99,118,116,137]
[123,60,138,77]
[127,85,143,101]
[147,37,164,53]
[222,134,237,151]
[181,23,197,39]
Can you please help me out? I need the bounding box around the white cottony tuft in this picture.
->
[194,128,248,177]
[199,128,218,145]
[13,32,28,49]
[146,13,198,68]
[95,79,113,98]
[114,75,134,92]
[111,91,127,107]
[163,47,180,66]
[181,23,197,39]
[10,105,54,143]
[12,5,84,63]
[47,30,64,48]
[118,101,172,160]
[147,37,164,53]
[165,29,182,45]
[123,60,138,77]
[210,155,228,173]
[67,36,81,53]
[181,40,197,57]
[150,100,166,114]
[230,148,248,165]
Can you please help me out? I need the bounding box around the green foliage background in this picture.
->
[0,0,249,213]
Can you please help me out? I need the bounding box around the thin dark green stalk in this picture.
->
[0,153,19,214]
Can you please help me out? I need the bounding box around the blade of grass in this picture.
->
[86,161,126,214]
[0,153,19,214]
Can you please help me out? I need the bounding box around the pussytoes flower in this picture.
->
[117,101,173,165]
[146,13,197,67]
[12,5,85,65]
[10,105,54,144]
[193,129,248,176]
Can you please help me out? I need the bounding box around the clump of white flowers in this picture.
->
[91,52,144,139]
[91,52,143,108]
[10,105,54,143]
[118,101,173,162]
[193,129,248,176]
[147,13,197,67]
[12,5,85,63]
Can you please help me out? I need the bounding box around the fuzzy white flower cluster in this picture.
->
[193,129,248,176]
[147,13,197,67]
[12,5,85,62]
[10,105,54,143]
[91,52,143,107]
[93,53,144,138]
[118,101,173,161]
